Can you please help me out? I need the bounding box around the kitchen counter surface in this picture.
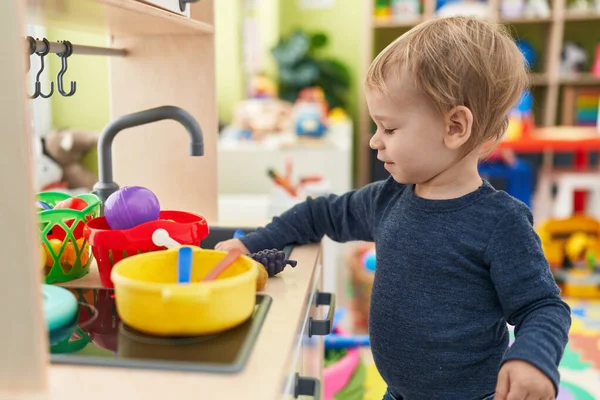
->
[9,243,322,400]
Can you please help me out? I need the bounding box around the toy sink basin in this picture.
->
[110,247,258,337]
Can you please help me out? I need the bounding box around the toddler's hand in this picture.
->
[215,239,250,254]
[495,360,555,400]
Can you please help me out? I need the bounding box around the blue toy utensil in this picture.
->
[177,246,193,284]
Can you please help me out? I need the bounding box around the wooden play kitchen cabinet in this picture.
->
[0,1,328,399]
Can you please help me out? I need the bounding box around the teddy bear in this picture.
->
[32,135,63,192]
[43,129,98,190]
[231,98,293,141]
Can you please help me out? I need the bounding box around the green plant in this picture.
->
[271,30,351,110]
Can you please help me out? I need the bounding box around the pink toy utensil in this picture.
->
[202,249,242,281]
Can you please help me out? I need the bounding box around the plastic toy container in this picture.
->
[110,247,258,336]
[324,327,361,400]
[84,210,209,288]
[37,192,101,283]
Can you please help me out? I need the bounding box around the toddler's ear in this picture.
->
[444,106,473,150]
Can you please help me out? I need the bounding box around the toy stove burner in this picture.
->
[119,323,220,345]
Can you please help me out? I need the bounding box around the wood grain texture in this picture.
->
[0,0,48,395]
[109,34,218,222]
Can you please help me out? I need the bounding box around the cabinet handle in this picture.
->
[179,0,201,12]
[308,292,335,337]
[294,373,321,399]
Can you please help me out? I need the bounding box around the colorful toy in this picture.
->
[84,210,209,288]
[593,43,600,76]
[43,128,99,190]
[54,197,88,211]
[202,248,242,282]
[249,73,277,99]
[248,248,298,276]
[293,102,328,138]
[538,215,600,298]
[324,342,362,400]
[478,159,534,207]
[227,231,297,285]
[505,90,534,141]
[42,284,78,331]
[231,98,293,141]
[348,243,376,331]
[32,135,63,192]
[37,192,100,283]
[177,246,193,284]
[324,308,370,400]
[36,201,52,211]
[104,186,161,230]
[573,89,599,127]
[110,247,258,336]
[391,0,421,21]
[516,40,536,70]
[374,0,391,19]
[362,249,376,272]
[561,42,588,75]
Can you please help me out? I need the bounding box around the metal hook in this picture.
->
[26,36,40,99]
[36,38,54,99]
[26,36,36,73]
[56,40,76,97]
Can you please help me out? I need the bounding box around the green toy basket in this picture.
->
[36,192,101,284]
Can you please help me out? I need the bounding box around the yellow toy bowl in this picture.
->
[110,247,258,337]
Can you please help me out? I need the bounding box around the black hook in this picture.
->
[26,36,36,73]
[56,40,76,97]
[26,36,40,99]
[36,38,54,99]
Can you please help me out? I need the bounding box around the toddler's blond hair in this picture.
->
[366,16,529,156]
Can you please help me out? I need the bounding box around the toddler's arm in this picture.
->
[486,203,572,395]
[235,180,388,253]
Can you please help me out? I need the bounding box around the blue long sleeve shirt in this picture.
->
[240,178,571,400]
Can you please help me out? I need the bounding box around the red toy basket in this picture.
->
[84,210,209,288]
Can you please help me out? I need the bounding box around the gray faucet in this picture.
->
[92,105,204,206]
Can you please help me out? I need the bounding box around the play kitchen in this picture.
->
[36,105,332,398]
[2,1,332,399]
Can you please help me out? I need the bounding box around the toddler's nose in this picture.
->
[369,131,384,150]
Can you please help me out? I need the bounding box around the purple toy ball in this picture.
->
[104,186,161,230]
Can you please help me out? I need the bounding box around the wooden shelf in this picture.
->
[373,16,423,28]
[26,0,214,36]
[499,15,553,24]
[373,14,556,28]
[564,10,600,21]
[559,73,600,86]
[530,73,550,86]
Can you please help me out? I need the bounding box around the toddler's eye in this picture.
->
[384,128,396,134]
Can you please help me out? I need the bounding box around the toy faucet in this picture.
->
[92,106,205,210]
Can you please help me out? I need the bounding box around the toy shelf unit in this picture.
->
[2,0,217,394]
[358,0,600,186]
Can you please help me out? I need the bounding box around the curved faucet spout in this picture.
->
[93,105,204,206]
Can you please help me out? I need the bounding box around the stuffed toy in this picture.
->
[561,42,588,75]
[43,129,98,190]
[32,135,63,192]
[232,99,293,141]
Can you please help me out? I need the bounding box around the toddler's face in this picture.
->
[366,73,458,185]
